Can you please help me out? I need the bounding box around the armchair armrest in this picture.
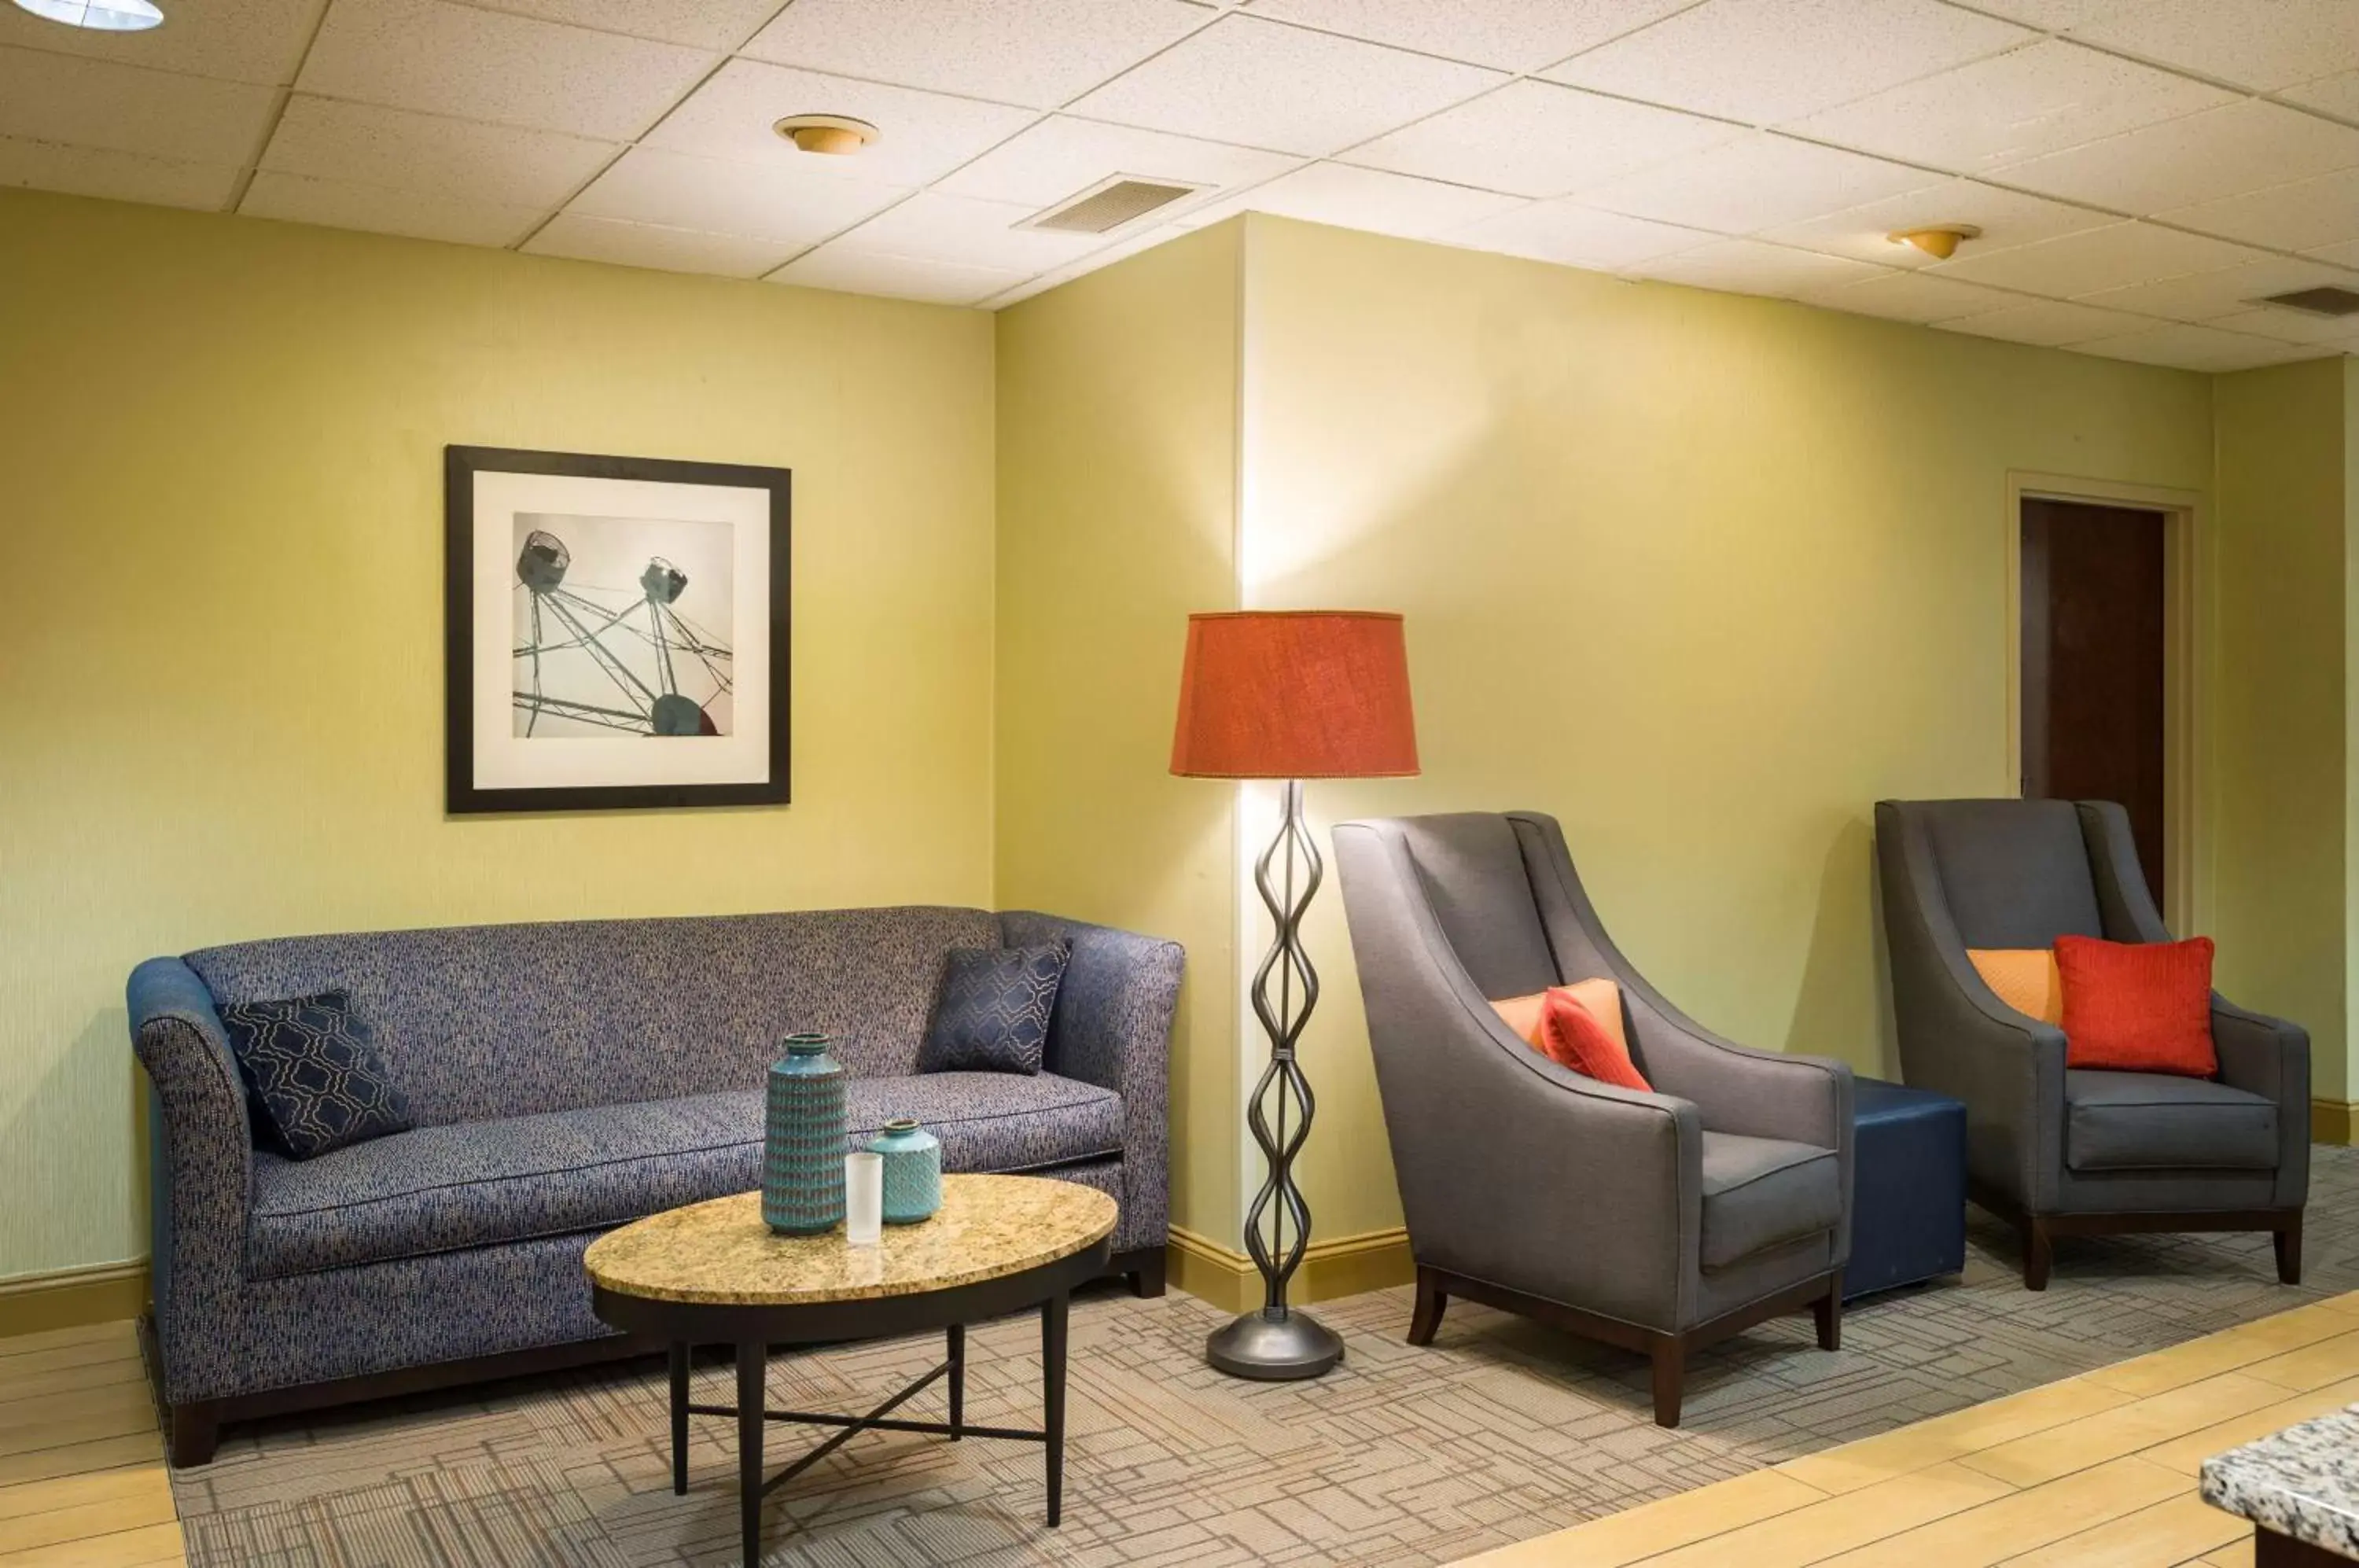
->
[998,911,1181,1254]
[128,957,252,1405]
[2213,1000,2309,1210]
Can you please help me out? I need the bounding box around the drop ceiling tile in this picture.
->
[2284,69,2359,120]
[1800,269,2030,323]
[1241,0,1697,72]
[2156,167,2359,255]
[1789,40,2233,174]
[769,245,1031,306]
[0,0,325,85]
[929,115,1297,209]
[1760,179,2114,267]
[2076,256,2359,322]
[568,146,907,243]
[2066,322,2318,371]
[831,189,1137,272]
[1579,133,1938,235]
[1448,200,1718,270]
[0,46,274,165]
[1932,221,2257,296]
[979,225,1181,307]
[1626,239,1886,297]
[1994,100,2359,215]
[2209,306,2359,345]
[1172,160,1525,241]
[260,97,616,210]
[642,59,1037,189]
[1068,13,1503,156]
[2307,239,2359,268]
[1342,79,1743,199]
[465,0,783,50]
[241,169,544,246]
[742,0,1208,109]
[521,213,799,277]
[1964,0,2359,94]
[297,0,717,140]
[1540,0,2030,127]
[1937,298,2154,346]
[0,135,237,209]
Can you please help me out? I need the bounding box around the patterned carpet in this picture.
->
[172,1146,2359,1567]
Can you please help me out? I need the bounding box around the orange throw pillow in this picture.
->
[1536,988,1653,1091]
[1967,948,2063,1025]
[1492,977,1629,1055]
[2054,934,2217,1077]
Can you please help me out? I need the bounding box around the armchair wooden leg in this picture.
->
[1408,1266,1448,1346]
[166,1399,220,1468]
[1812,1273,1843,1351]
[2275,1216,2302,1286]
[1649,1338,1684,1429]
[2023,1216,2054,1291]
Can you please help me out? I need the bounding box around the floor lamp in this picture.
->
[1170,610,1419,1380]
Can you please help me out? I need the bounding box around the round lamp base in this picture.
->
[1206,1307,1345,1381]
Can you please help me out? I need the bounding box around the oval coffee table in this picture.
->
[586,1174,1116,1566]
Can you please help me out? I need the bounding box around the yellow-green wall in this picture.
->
[993,225,1243,1242]
[0,190,999,1280]
[2212,359,2350,1103]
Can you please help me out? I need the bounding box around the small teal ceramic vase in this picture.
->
[763,1033,846,1235]
[868,1117,942,1224]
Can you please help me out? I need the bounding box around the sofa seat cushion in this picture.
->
[1700,1132,1841,1272]
[2065,1069,2277,1173]
[248,1073,1124,1280]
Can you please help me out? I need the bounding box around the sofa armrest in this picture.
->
[128,957,252,1404]
[998,911,1181,1254]
[2213,999,2309,1210]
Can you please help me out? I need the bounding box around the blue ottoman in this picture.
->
[1847,1077,1967,1300]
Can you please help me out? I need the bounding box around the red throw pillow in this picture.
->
[1536,988,1654,1091]
[2054,934,2217,1077]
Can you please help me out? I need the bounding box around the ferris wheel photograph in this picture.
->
[510,510,735,741]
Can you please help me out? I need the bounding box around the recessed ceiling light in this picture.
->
[773,115,879,156]
[1886,224,1981,261]
[11,0,164,30]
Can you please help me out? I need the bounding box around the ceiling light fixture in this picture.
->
[11,0,163,28]
[1886,224,1981,261]
[772,115,878,156]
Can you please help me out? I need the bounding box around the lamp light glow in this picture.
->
[11,0,163,29]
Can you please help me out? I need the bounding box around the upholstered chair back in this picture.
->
[1386,813,1563,999]
[1907,798,2108,949]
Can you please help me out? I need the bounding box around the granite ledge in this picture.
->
[2200,1401,2359,1562]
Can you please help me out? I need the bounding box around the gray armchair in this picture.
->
[1334,812,1853,1428]
[1875,798,2307,1290]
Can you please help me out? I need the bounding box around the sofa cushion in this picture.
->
[919,943,1068,1076]
[1700,1132,1842,1272]
[2065,1069,2278,1173]
[218,990,414,1159]
[247,1073,1124,1279]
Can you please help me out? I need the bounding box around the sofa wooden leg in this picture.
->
[2023,1216,2053,1291]
[2275,1216,2302,1286]
[1649,1338,1684,1429]
[1407,1267,1448,1347]
[1813,1274,1843,1352]
[166,1400,220,1468]
[1128,1252,1167,1300]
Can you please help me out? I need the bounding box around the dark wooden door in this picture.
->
[2020,498,2167,897]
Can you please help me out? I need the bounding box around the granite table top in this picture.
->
[2200,1401,2359,1562]
[583,1174,1117,1307]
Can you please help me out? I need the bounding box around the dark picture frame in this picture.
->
[444,445,791,815]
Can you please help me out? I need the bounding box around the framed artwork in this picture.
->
[444,445,790,814]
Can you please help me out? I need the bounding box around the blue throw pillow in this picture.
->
[217,990,414,1159]
[918,943,1069,1076]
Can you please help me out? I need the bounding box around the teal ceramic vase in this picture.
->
[763,1033,845,1235]
[868,1117,941,1224]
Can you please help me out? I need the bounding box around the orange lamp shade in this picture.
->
[1169,610,1419,780]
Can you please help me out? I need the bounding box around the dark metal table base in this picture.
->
[671,1294,1070,1565]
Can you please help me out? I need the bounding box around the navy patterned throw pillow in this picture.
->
[217,990,415,1160]
[918,943,1069,1077]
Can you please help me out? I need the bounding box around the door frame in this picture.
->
[2004,471,2207,934]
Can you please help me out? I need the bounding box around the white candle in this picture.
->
[845,1152,884,1246]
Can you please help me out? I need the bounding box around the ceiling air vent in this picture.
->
[1024,175,1206,236]
[2256,285,2359,318]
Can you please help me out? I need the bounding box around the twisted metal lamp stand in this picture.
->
[1207,778,1345,1381]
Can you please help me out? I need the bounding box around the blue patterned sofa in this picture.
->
[131,905,1180,1466]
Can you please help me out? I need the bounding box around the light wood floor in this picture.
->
[1464,1286,2359,1568]
[0,1321,182,1566]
